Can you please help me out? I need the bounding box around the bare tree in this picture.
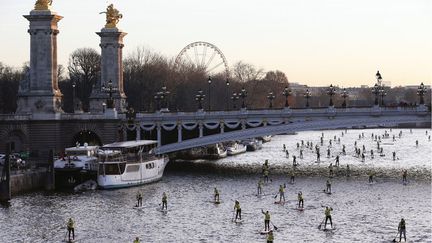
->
[232,61,264,83]
[264,70,288,84]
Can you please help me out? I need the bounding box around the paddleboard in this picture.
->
[156,207,168,213]
[322,190,332,195]
[274,201,285,205]
[213,201,221,204]
[259,230,271,235]
[321,227,337,231]
[234,219,243,224]
[403,181,408,186]
[296,207,304,211]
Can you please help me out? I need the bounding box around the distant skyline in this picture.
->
[0,0,431,87]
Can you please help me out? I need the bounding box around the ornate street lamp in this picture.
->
[160,85,170,111]
[267,91,276,108]
[341,88,348,108]
[231,92,239,109]
[72,81,76,113]
[226,79,230,110]
[376,71,382,86]
[102,80,118,109]
[207,76,212,111]
[126,106,136,123]
[154,92,162,112]
[282,86,292,108]
[417,82,427,105]
[371,83,380,106]
[239,87,248,109]
[195,89,205,110]
[379,85,387,107]
[304,89,311,108]
[327,84,336,107]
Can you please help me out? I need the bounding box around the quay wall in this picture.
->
[10,170,48,195]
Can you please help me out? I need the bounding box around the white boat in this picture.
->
[226,142,247,156]
[54,144,99,189]
[97,140,169,189]
[259,135,272,143]
[242,138,263,151]
[206,143,228,160]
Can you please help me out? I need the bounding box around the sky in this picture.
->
[0,0,431,87]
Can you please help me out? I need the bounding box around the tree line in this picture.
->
[0,47,430,113]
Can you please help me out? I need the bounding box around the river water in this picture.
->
[0,129,431,243]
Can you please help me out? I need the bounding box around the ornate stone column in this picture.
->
[17,5,63,114]
[177,124,183,142]
[90,4,127,113]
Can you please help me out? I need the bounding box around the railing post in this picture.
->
[136,125,141,140]
[199,122,204,138]
[157,124,162,147]
[220,122,225,134]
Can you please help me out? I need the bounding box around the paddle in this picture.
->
[317,217,325,230]
[270,221,278,231]
[391,231,399,242]
[231,209,235,222]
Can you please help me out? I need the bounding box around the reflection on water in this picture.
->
[0,172,431,242]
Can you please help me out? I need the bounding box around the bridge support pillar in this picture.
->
[136,126,141,140]
[220,123,225,133]
[199,123,204,138]
[177,125,182,142]
[0,145,11,202]
[157,125,161,147]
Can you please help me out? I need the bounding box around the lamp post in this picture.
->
[267,91,276,109]
[154,92,162,112]
[376,71,382,86]
[417,82,427,105]
[207,76,212,111]
[72,81,76,113]
[282,86,292,108]
[160,85,170,112]
[371,83,380,106]
[231,92,239,109]
[327,84,336,107]
[126,106,136,124]
[304,89,311,108]
[195,89,205,111]
[102,80,118,109]
[379,85,387,107]
[239,87,247,109]
[226,79,230,111]
[341,88,348,108]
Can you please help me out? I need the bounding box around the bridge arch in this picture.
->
[0,125,29,153]
[72,130,102,146]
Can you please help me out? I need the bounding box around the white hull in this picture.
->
[227,144,247,156]
[98,156,169,189]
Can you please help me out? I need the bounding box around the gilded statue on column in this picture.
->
[100,4,123,28]
[34,0,52,10]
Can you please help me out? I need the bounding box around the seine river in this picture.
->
[0,129,431,242]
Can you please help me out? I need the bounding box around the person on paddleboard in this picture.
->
[368,171,374,183]
[261,209,271,231]
[324,206,333,229]
[67,218,75,241]
[402,170,408,183]
[346,165,350,177]
[257,178,263,195]
[398,218,406,242]
[214,187,220,202]
[263,169,270,183]
[133,237,141,243]
[326,180,331,193]
[162,192,167,210]
[234,200,241,221]
[335,155,339,167]
[267,230,274,243]
[136,190,143,207]
[298,191,304,208]
[290,170,295,184]
[278,184,285,202]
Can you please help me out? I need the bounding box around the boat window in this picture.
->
[100,164,120,175]
[126,164,140,172]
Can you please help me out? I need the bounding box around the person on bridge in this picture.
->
[257,178,264,195]
[402,170,408,183]
[261,209,271,231]
[326,180,332,193]
[324,206,333,229]
[162,192,167,210]
[214,187,220,202]
[234,200,241,221]
[67,218,75,241]
[278,184,285,202]
[397,218,406,242]
[133,237,141,243]
[136,190,143,207]
[298,191,304,208]
[267,230,274,243]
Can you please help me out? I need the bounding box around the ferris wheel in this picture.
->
[175,41,229,78]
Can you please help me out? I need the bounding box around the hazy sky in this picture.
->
[1,0,431,87]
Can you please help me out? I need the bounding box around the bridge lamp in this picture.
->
[379,85,387,107]
[154,92,162,112]
[195,89,205,110]
[231,92,240,109]
[226,79,230,111]
[327,84,336,107]
[371,84,380,106]
[341,88,348,108]
[304,89,312,108]
[282,86,292,108]
[72,81,76,113]
[240,87,248,109]
[417,82,427,105]
[376,71,382,86]
[161,85,170,110]
[207,76,212,111]
[267,91,276,109]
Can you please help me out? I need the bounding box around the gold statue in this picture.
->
[34,0,52,11]
[100,4,123,28]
